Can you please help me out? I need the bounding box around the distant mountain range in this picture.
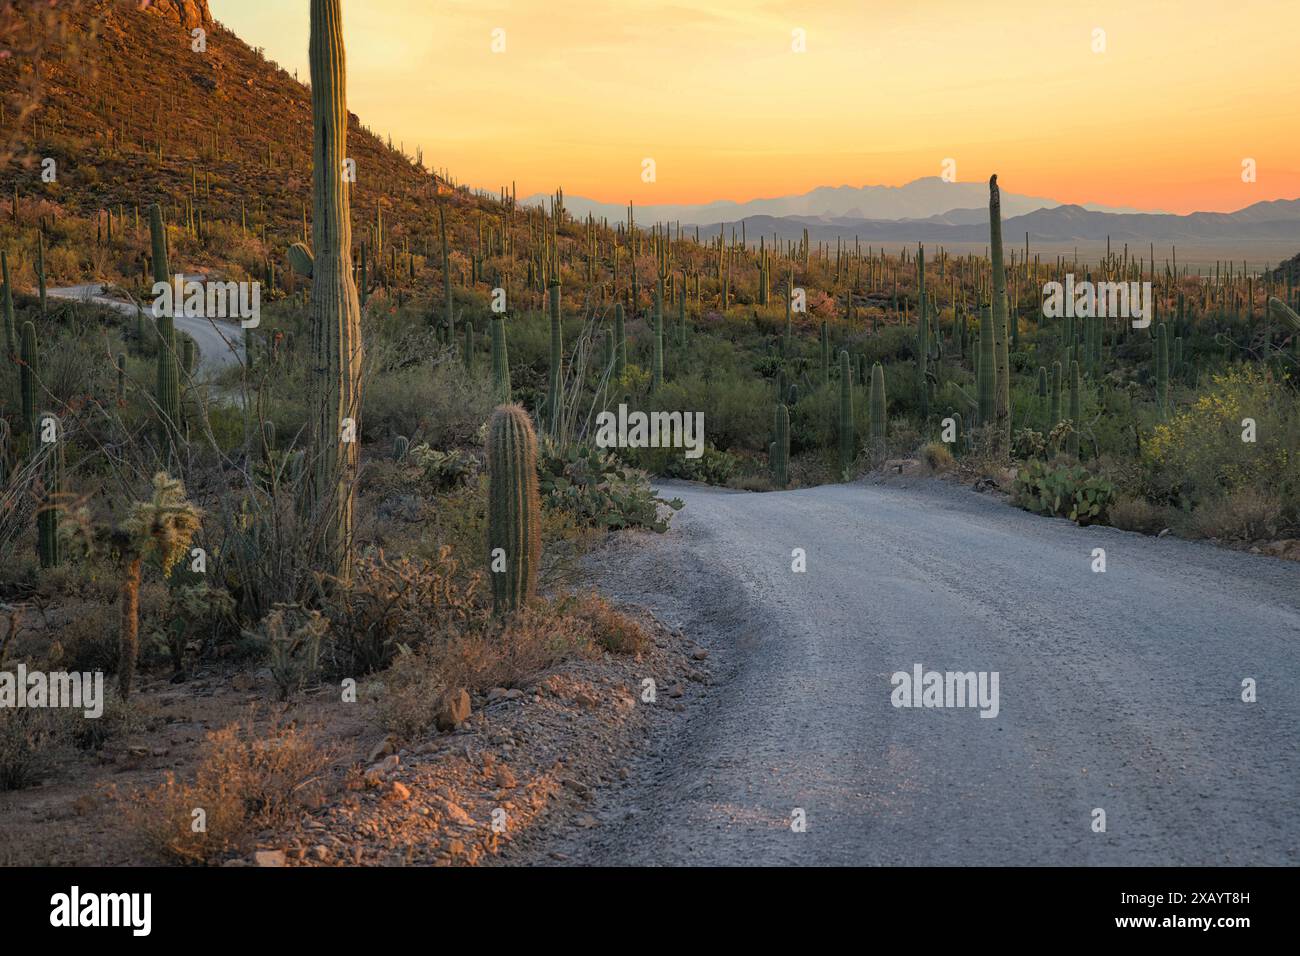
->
[688,198,1300,246]
[523,177,1156,225]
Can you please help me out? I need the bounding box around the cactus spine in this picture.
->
[869,361,887,442]
[772,403,790,488]
[307,0,364,580]
[487,403,541,615]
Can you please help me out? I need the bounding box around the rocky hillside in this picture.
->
[0,0,499,279]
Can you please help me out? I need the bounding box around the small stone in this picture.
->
[367,735,396,764]
[253,850,286,867]
[575,813,599,828]
[365,754,400,782]
[389,781,411,801]
[618,767,630,781]
[691,648,709,661]
[312,845,330,862]
[435,688,471,731]
[494,766,517,789]
[666,684,684,699]
[440,800,476,827]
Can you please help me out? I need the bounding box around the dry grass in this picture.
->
[380,591,649,739]
[1108,495,1170,535]
[920,441,955,473]
[1184,487,1286,541]
[124,715,334,865]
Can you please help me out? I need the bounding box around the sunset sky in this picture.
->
[211,0,1300,214]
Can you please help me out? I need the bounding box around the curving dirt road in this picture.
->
[546,478,1300,865]
[46,282,245,375]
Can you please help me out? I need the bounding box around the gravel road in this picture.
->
[46,282,245,375]
[554,478,1300,865]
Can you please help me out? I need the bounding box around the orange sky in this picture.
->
[211,0,1300,214]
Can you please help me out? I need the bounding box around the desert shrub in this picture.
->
[646,370,771,452]
[126,718,332,865]
[638,442,737,485]
[317,549,486,677]
[1144,365,1299,509]
[1184,486,1286,541]
[0,707,65,791]
[538,440,682,532]
[243,604,327,700]
[1108,495,1169,535]
[379,591,648,738]
[920,441,954,473]
[409,443,479,492]
[1013,460,1116,525]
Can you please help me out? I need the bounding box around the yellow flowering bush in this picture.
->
[1144,365,1297,510]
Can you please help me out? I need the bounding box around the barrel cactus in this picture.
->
[487,403,541,615]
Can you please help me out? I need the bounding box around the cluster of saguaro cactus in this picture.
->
[869,362,887,442]
[307,0,365,580]
[771,402,790,488]
[487,403,541,615]
[838,350,854,474]
[490,315,510,403]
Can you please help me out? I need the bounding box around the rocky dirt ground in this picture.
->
[0,567,713,868]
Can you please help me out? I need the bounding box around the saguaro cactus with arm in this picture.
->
[307,0,364,580]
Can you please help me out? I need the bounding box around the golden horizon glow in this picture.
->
[210,0,1300,214]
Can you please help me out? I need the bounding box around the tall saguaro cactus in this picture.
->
[307,0,364,580]
[1067,359,1081,459]
[988,175,1011,452]
[838,350,854,474]
[490,315,511,403]
[1155,322,1169,419]
[614,301,627,378]
[978,307,995,426]
[869,361,887,443]
[652,275,664,391]
[487,403,541,615]
[772,403,790,488]
[546,280,562,434]
[2,250,16,360]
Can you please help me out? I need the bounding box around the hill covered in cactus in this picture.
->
[0,0,497,289]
